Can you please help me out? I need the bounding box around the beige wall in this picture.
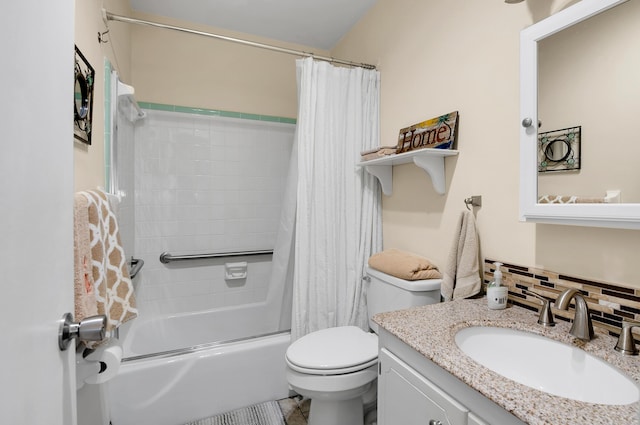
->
[74,0,132,192]
[126,12,329,118]
[73,0,640,288]
[333,0,640,288]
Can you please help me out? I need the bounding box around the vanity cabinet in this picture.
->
[378,348,471,425]
[378,328,525,425]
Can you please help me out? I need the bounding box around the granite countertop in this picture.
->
[373,297,640,425]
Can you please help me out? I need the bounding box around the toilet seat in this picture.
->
[286,326,378,375]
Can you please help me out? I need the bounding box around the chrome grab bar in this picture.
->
[159,249,274,264]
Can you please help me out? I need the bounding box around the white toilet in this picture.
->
[285,266,442,425]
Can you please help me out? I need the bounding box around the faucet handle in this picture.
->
[523,289,555,327]
[614,319,640,356]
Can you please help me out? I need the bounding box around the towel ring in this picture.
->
[464,196,482,210]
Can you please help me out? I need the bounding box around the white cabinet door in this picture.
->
[378,348,468,425]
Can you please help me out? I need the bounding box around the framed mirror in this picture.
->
[519,0,640,229]
[74,45,94,145]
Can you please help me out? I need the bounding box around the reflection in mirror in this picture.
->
[74,74,89,120]
[538,126,580,173]
[537,0,640,203]
[545,140,568,162]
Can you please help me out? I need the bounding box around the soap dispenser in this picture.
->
[487,262,507,310]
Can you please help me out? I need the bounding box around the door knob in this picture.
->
[521,118,542,128]
[58,312,107,351]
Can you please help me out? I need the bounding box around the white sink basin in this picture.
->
[455,326,639,405]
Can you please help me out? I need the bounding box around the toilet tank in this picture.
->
[365,266,441,333]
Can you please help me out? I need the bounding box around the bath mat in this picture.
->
[185,401,286,425]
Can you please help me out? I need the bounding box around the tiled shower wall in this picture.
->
[133,105,295,315]
[485,259,640,339]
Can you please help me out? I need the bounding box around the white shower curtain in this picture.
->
[291,57,382,341]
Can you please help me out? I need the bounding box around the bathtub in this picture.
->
[120,302,284,356]
[108,304,291,425]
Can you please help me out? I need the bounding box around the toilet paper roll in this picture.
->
[75,355,102,391]
[84,345,122,385]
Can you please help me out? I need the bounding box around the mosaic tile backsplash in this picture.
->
[484,259,640,340]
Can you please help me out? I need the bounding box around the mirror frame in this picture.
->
[519,0,640,229]
[73,45,94,145]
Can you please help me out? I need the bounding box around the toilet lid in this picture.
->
[286,326,378,374]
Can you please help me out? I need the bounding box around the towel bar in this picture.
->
[159,249,274,264]
[129,258,144,279]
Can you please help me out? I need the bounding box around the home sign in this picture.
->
[396,111,458,153]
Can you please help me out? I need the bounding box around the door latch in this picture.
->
[58,312,107,351]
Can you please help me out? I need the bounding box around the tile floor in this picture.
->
[277,396,310,425]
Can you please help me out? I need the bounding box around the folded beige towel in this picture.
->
[368,248,442,280]
[360,146,398,161]
[74,193,98,322]
[441,211,481,301]
[360,145,397,156]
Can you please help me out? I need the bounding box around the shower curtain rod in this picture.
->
[104,11,376,70]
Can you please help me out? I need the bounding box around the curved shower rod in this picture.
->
[103,10,376,70]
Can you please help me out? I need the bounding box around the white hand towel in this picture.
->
[441,210,481,301]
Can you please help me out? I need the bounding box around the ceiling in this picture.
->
[128,0,378,50]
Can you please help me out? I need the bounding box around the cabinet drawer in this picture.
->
[379,348,469,425]
[468,413,490,425]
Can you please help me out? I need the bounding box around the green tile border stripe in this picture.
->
[138,102,296,124]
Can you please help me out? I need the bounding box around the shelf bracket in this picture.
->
[364,164,393,196]
[412,155,447,195]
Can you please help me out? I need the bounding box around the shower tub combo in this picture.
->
[105,104,296,425]
[108,302,290,425]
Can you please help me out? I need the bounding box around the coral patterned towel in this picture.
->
[74,193,99,322]
[81,189,138,336]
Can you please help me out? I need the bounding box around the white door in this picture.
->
[0,1,76,424]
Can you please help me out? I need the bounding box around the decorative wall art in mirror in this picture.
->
[538,126,580,173]
[74,45,94,145]
[519,0,640,229]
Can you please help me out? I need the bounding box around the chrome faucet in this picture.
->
[614,320,640,355]
[523,289,555,327]
[555,289,594,341]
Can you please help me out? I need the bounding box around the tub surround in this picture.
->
[133,107,295,317]
[374,298,640,425]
